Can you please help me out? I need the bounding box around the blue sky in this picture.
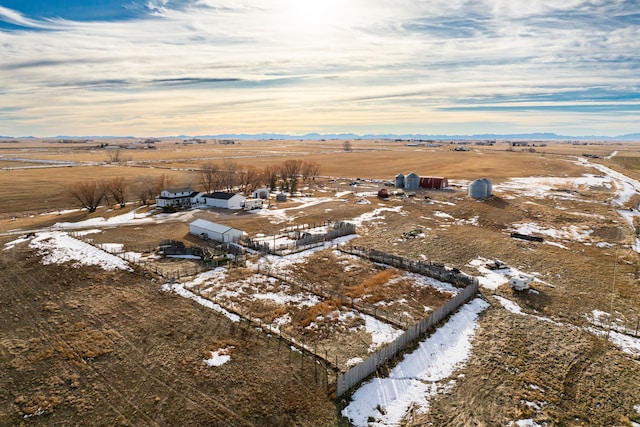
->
[1,0,639,137]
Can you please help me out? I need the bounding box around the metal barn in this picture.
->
[419,177,449,189]
[189,219,243,243]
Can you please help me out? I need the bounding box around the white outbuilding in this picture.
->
[202,192,246,210]
[509,273,534,291]
[189,219,243,243]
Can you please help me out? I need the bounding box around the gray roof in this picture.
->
[190,219,240,235]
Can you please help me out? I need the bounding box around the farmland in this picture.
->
[1,138,640,426]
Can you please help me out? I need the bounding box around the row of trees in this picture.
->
[68,175,169,213]
[68,159,321,213]
[199,159,320,195]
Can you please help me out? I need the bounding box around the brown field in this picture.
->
[2,138,640,426]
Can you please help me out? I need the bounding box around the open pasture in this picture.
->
[2,138,640,426]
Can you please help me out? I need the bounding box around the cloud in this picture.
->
[0,0,639,136]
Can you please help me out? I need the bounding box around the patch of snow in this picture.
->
[361,314,403,352]
[342,298,489,426]
[434,211,454,219]
[53,208,175,230]
[508,419,545,427]
[529,384,545,392]
[3,236,31,251]
[596,242,614,248]
[161,282,240,322]
[509,222,593,242]
[75,228,103,236]
[203,348,233,367]
[346,357,364,368]
[350,206,404,228]
[468,258,509,290]
[29,231,132,271]
[494,296,525,315]
[544,241,569,249]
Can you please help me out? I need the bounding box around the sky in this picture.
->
[1,0,639,137]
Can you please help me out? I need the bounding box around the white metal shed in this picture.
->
[189,219,243,243]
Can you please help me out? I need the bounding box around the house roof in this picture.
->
[203,192,238,200]
[157,191,200,200]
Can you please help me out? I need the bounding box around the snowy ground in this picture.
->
[342,298,489,426]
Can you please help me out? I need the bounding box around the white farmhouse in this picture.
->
[189,219,243,243]
[156,188,201,208]
[203,192,246,210]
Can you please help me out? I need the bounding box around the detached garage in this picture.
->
[203,192,246,210]
[189,219,243,243]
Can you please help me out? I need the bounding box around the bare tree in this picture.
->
[107,149,120,164]
[152,173,170,199]
[301,161,320,183]
[263,165,279,191]
[280,159,304,193]
[238,166,262,194]
[199,162,220,194]
[105,177,127,208]
[222,159,239,191]
[136,173,170,206]
[137,177,155,205]
[68,181,105,213]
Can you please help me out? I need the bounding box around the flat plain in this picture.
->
[1,138,640,426]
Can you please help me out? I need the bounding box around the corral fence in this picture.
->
[255,265,409,330]
[242,221,356,256]
[68,231,482,398]
[334,245,480,397]
[340,245,478,288]
[336,280,479,397]
[68,232,223,280]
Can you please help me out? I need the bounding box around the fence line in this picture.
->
[339,245,478,288]
[242,221,356,256]
[336,281,479,397]
[68,231,482,397]
[256,266,409,330]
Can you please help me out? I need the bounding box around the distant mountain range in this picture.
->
[3,132,640,141]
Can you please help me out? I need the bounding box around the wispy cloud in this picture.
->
[1,0,639,136]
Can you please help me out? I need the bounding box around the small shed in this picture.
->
[419,177,449,189]
[276,193,287,202]
[189,219,243,243]
[509,273,534,291]
[252,187,270,200]
[395,173,405,189]
[203,192,246,209]
[405,173,420,190]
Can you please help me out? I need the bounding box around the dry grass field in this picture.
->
[2,138,640,426]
